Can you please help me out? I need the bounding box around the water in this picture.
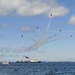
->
[0,62,75,75]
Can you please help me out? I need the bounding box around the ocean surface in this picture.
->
[0,62,75,75]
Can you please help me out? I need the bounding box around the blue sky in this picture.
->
[0,0,75,62]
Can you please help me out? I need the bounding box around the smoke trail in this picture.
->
[26,37,37,43]
[40,14,52,40]
[24,14,73,51]
[37,27,41,36]
[38,30,62,46]
[44,35,72,45]
[37,14,52,45]
[61,30,75,32]
[24,14,53,51]
[46,14,52,33]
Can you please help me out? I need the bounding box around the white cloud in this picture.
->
[0,0,69,17]
[0,46,9,53]
[20,26,35,33]
[0,45,25,54]
[69,15,75,25]
[11,46,25,53]
[48,6,69,17]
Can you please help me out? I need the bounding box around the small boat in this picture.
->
[2,61,10,65]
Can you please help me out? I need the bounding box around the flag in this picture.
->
[25,56,29,59]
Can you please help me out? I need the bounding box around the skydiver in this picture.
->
[37,27,39,29]
[59,30,61,32]
[70,35,72,37]
[21,35,23,37]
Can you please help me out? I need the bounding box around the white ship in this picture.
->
[16,56,41,63]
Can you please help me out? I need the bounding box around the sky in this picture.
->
[0,0,75,62]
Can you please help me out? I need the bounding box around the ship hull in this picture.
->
[16,61,41,63]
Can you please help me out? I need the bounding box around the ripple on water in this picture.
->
[0,62,75,75]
